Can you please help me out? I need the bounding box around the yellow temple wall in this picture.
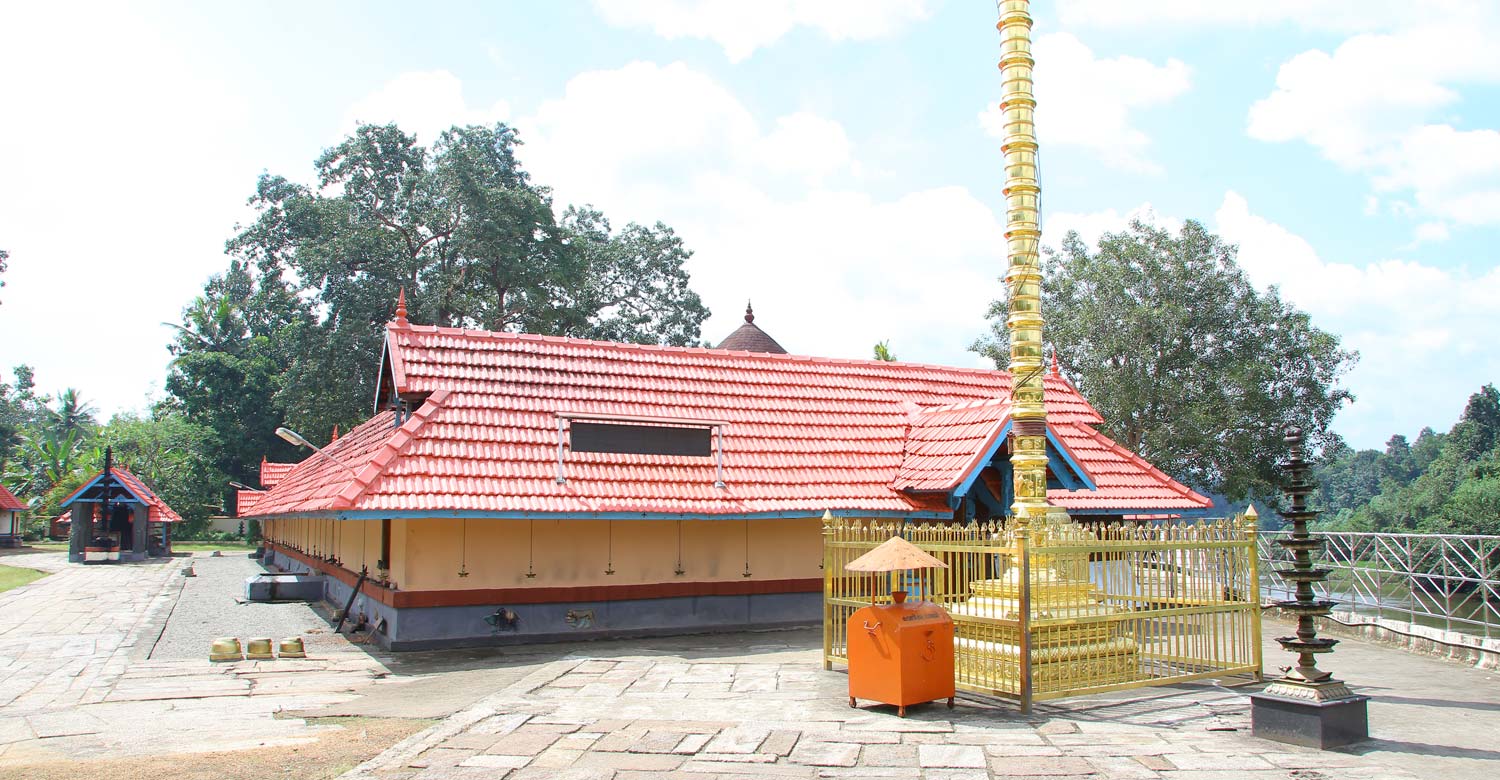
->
[262,516,825,592]
[397,517,822,591]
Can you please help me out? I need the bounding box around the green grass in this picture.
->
[21,540,258,553]
[172,541,259,553]
[0,563,47,593]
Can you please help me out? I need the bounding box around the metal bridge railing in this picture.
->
[1258,530,1500,641]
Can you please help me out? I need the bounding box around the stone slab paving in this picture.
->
[342,656,1421,780]
[0,552,397,765]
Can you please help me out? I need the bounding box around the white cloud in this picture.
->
[1041,193,1500,447]
[0,3,256,419]
[1056,0,1456,32]
[980,33,1190,174]
[1042,204,1179,254]
[516,60,1002,367]
[1234,10,1500,226]
[1412,221,1451,244]
[1375,125,1500,225]
[340,70,510,145]
[1058,1,1500,226]
[757,113,854,184]
[1213,192,1500,446]
[592,0,935,62]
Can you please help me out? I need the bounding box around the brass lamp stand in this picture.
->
[1251,429,1368,748]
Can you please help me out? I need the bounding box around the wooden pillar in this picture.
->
[68,504,88,562]
[133,505,149,557]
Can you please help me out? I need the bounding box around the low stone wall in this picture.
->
[1270,609,1500,670]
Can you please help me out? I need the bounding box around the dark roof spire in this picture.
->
[716,301,787,354]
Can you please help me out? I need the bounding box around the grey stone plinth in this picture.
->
[244,574,325,602]
[1251,690,1369,749]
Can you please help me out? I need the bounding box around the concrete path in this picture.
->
[0,552,395,765]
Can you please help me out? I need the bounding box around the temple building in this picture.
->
[61,457,182,562]
[0,485,24,548]
[241,303,1209,649]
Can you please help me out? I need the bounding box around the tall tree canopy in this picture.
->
[974,219,1357,502]
[1324,384,1500,535]
[171,122,709,489]
[166,258,306,495]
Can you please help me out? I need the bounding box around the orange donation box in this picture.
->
[847,591,956,716]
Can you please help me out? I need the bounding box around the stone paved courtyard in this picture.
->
[342,653,1424,780]
[0,550,393,763]
[0,549,1496,779]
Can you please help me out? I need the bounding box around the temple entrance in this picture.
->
[62,448,181,563]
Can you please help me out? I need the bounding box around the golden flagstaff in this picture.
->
[998,0,1048,527]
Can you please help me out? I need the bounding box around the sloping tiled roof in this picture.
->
[60,467,183,523]
[893,398,1013,492]
[0,484,23,512]
[244,318,1209,519]
[260,459,296,489]
[1048,426,1212,509]
[236,490,263,516]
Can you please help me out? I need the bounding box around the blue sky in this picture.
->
[1,0,1496,451]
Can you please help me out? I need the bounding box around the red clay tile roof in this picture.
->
[0,484,23,512]
[893,398,1013,492]
[60,467,183,523]
[259,459,296,489]
[244,319,1209,519]
[236,490,264,517]
[0,483,24,516]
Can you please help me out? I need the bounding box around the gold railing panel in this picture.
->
[823,515,1262,711]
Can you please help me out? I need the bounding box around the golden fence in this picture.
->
[823,514,1262,712]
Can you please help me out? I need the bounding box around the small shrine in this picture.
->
[0,484,24,548]
[61,449,182,563]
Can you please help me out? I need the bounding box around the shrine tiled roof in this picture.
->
[0,484,23,512]
[60,467,183,523]
[242,320,1210,519]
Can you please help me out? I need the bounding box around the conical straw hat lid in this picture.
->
[845,535,949,572]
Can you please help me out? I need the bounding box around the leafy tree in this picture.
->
[1315,442,1385,525]
[1336,384,1500,535]
[874,341,897,362]
[101,405,225,532]
[4,428,89,505]
[189,121,709,442]
[0,366,43,472]
[974,219,1357,502]
[46,389,97,440]
[166,259,306,499]
[0,248,8,304]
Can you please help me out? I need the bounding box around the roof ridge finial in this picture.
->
[744,300,754,324]
[394,288,409,327]
[1050,349,1061,378]
[330,424,340,442]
